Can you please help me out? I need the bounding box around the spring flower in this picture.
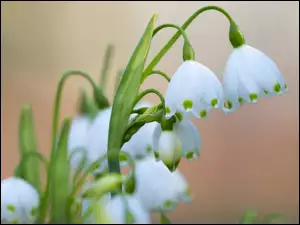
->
[103,195,151,224]
[152,128,182,171]
[133,157,189,211]
[153,118,201,169]
[68,115,92,169]
[85,107,112,173]
[222,44,287,113]
[121,101,158,162]
[82,194,150,224]
[1,177,39,224]
[165,60,223,119]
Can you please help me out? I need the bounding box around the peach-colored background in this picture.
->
[1,1,299,223]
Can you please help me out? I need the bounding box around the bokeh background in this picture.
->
[1,1,299,223]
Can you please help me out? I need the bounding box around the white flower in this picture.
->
[152,129,182,171]
[68,115,92,169]
[153,118,201,165]
[82,194,150,224]
[104,195,151,224]
[133,157,189,211]
[121,101,158,162]
[222,44,287,113]
[165,60,223,119]
[86,107,112,173]
[1,177,39,224]
[81,191,111,224]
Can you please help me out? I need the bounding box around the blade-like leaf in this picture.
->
[239,210,258,224]
[50,118,72,224]
[107,14,157,174]
[18,104,41,192]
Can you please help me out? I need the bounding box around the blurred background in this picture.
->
[1,1,299,223]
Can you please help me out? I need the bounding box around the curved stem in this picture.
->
[72,153,108,196]
[142,6,234,80]
[38,71,99,222]
[19,152,49,182]
[144,70,171,83]
[133,89,165,111]
[153,23,192,45]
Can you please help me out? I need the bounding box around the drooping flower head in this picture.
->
[68,115,92,169]
[165,60,223,119]
[133,157,190,212]
[223,24,287,113]
[1,177,39,224]
[153,114,201,170]
[121,101,158,162]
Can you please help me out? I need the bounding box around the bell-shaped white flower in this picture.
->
[121,101,158,163]
[165,60,223,119]
[86,107,112,173]
[68,115,92,169]
[222,44,287,113]
[82,193,150,224]
[152,129,182,171]
[133,157,189,212]
[1,177,39,224]
[153,118,201,165]
[104,195,151,224]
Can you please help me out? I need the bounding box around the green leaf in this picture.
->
[261,213,285,224]
[160,212,172,224]
[50,118,72,224]
[239,209,258,224]
[18,104,41,192]
[107,14,157,174]
[114,68,125,95]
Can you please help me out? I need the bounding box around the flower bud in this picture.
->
[82,173,125,198]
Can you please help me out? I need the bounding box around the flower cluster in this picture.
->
[1,5,287,224]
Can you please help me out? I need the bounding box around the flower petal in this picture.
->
[1,177,39,223]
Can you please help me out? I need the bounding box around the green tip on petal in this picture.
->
[249,93,258,102]
[199,110,206,118]
[163,200,176,210]
[224,100,233,110]
[154,151,159,159]
[284,84,287,89]
[183,100,193,110]
[165,158,180,172]
[7,204,15,212]
[273,82,281,93]
[211,98,218,107]
[238,97,244,104]
[263,90,269,95]
[175,112,183,122]
[165,107,171,114]
[186,152,194,160]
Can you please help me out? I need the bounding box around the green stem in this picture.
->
[18,152,49,183]
[144,70,171,83]
[100,44,115,92]
[133,89,165,111]
[153,23,192,44]
[38,71,99,222]
[142,6,234,81]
